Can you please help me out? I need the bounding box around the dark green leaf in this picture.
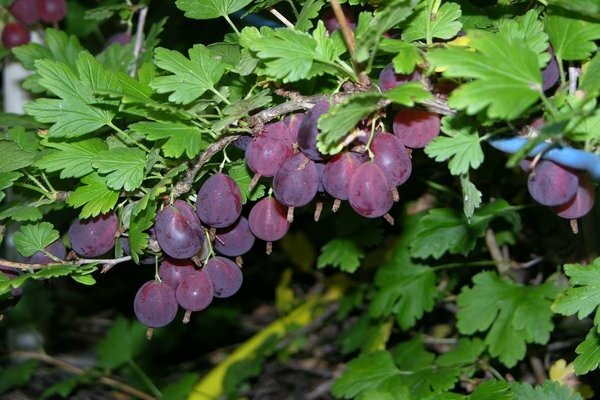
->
[13,222,60,257]
[428,30,541,120]
[457,271,558,367]
[317,238,364,273]
[176,0,253,19]
[317,92,382,155]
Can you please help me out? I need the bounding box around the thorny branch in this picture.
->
[0,256,132,271]
[171,86,456,198]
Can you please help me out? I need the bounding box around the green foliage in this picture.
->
[2,1,600,398]
[370,260,436,330]
[428,30,541,119]
[176,0,253,20]
[545,10,600,61]
[66,173,120,218]
[317,93,382,154]
[317,238,364,272]
[457,271,558,367]
[402,1,462,43]
[409,200,520,259]
[13,222,60,257]
[0,360,39,393]
[96,316,148,369]
[150,45,227,105]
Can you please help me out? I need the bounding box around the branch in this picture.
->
[268,7,294,28]
[171,87,456,198]
[172,135,241,198]
[130,6,149,77]
[11,351,156,400]
[330,0,356,58]
[0,256,132,271]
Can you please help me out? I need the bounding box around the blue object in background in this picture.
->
[232,10,283,28]
[488,136,600,181]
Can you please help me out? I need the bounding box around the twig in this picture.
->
[172,87,455,199]
[0,256,132,271]
[485,229,511,275]
[172,135,240,198]
[130,6,149,77]
[330,0,355,58]
[268,7,294,28]
[11,351,156,400]
[529,356,546,384]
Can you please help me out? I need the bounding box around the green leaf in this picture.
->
[428,30,541,120]
[130,121,206,159]
[370,261,436,330]
[151,45,227,105]
[317,238,364,273]
[409,209,470,259]
[7,126,39,152]
[67,173,120,218]
[340,313,393,355]
[409,200,520,260]
[13,29,83,71]
[548,0,600,17]
[0,360,39,393]
[545,11,600,61]
[92,148,146,191]
[71,274,96,285]
[391,336,435,370]
[512,380,583,400]
[13,222,60,257]
[390,336,461,397]
[36,138,108,178]
[128,203,156,264]
[332,351,402,399]
[498,9,549,67]
[381,40,423,74]
[175,0,252,19]
[84,4,129,22]
[97,316,148,369]
[580,53,600,94]
[295,0,325,31]
[553,259,600,321]
[469,381,512,400]
[437,338,486,367]
[227,162,266,203]
[24,52,117,138]
[0,140,35,174]
[41,376,80,399]
[244,22,346,83]
[161,373,199,400]
[0,204,43,222]
[317,93,382,155]
[384,82,432,107]
[402,2,462,43]
[0,172,22,202]
[573,330,600,375]
[457,271,558,367]
[425,131,484,176]
[460,174,482,220]
[354,0,419,63]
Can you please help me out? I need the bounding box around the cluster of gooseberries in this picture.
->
[2,0,67,49]
[520,157,595,232]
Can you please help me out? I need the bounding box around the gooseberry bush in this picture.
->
[1,0,600,398]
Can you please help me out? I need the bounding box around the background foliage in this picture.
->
[1,0,600,399]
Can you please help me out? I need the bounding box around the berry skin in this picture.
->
[37,0,67,23]
[2,23,30,49]
[10,0,40,25]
